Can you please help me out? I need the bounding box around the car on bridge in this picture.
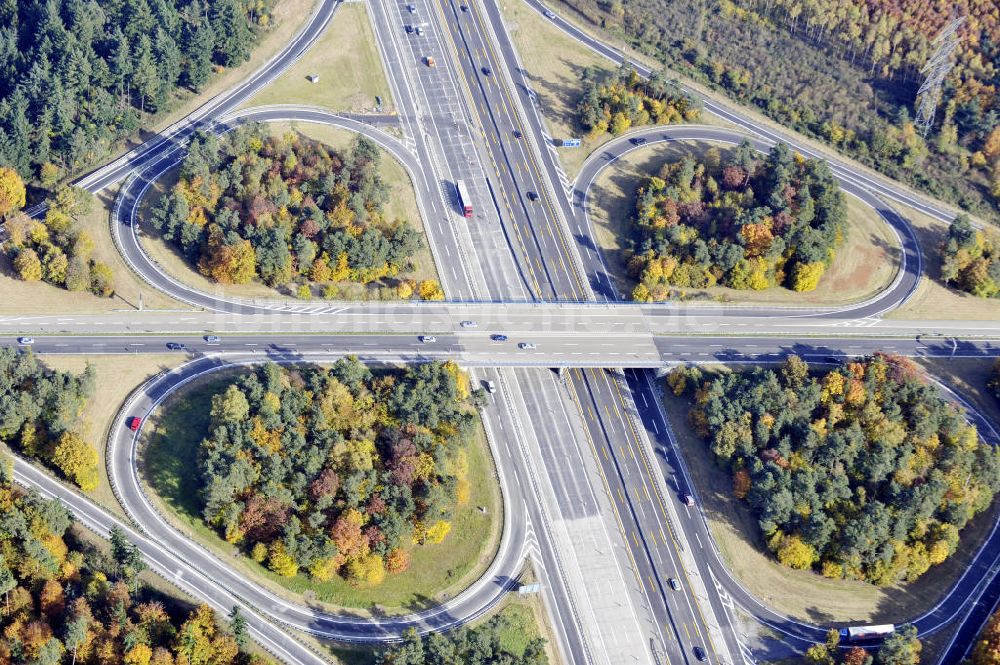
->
[526,191,539,202]
[668,578,681,591]
[204,335,221,343]
[484,380,497,393]
[693,646,707,662]
[16,337,34,345]
[166,342,186,350]
[425,55,436,67]
[419,335,436,343]
[682,494,695,507]
[128,417,142,431]
[490,334,508,342]
[543,8,555,19]
[518,342,537,350]
[512,129,522,139]
[630,137,647,146]
[481,66,492,76]
[460,320,478,328]
[406,3,416,11]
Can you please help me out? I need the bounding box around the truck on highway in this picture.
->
[455,179,473,218]
[839,625,895,643]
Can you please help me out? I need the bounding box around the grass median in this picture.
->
[243,2,394,114]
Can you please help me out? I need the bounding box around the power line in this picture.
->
[914,16,966,137]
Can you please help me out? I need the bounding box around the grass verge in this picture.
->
[243,3,394,114]
[660,363,1000,624]
[322,599,553,665]
[0,187,187,315]
[137,124,437,302]
[141,368,502,614]
[40,355,186,519]
[586,141,899,305]
[886,200,1000,321]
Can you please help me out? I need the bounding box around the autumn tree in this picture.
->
[13,248,43,281]
[52,432,99,491]
[0,167,26,218]
[974,609,1000,665]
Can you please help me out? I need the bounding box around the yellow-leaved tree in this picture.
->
[52,432,99,491]
[0,166,26,218]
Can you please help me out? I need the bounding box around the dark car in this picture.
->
[490,334,508,342]
[693,646,707,662]
[513,129,522,139]
[460,3,468,10]
[630,137,647,146]
[404,24,413,32]
[166,342,186,350]
[526,191,539,202]
[824,355,840,363]
[128,417,142,431]
[481,66,492,76]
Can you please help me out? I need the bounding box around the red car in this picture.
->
[128,417,142,431]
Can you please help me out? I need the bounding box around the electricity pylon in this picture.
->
[914,16,966,137]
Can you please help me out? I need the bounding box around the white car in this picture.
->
[16,337,34,345]
[406,3,416,11]
[419,335,436,343]
[485,380,497,394]
[543,9,555,18]
[204,335,221,343]
[460,320,478,328]
[518,342,537,350]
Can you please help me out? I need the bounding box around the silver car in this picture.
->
[518,342,537,350]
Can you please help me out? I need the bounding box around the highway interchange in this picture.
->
[4,0,1000,663]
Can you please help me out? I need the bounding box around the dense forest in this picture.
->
[975,606,1000,665]
[4,182,115,296]
[0,348,99,491]
[627,141,847,301]
[803,626,921,665]
[0,458,267,665]
[558,0,1000,223]
[577,65,701,136]
[673,354,1000,585]
[0,0,271,199]
[379,619,547,665]
[197,359,482,586]
[940,214,1000,298]
[152,125,442,299]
